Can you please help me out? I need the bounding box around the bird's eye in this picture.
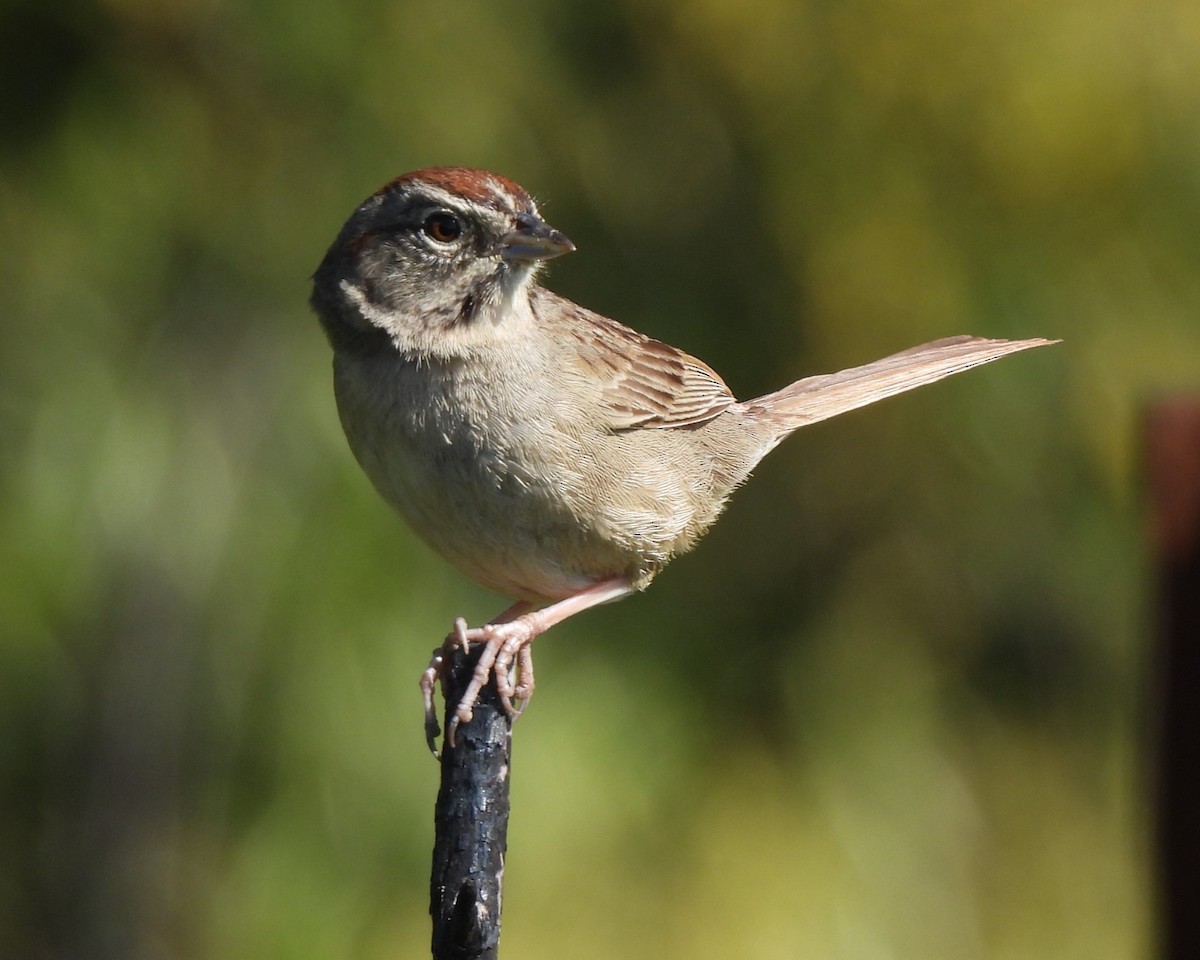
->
[422,212,463,244]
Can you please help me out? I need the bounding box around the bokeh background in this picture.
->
[3,0,1198,957]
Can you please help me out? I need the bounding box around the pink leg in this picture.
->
[442,577,634,748]
[421,600,532,754]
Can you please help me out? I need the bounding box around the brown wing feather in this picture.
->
[554,297,735,430]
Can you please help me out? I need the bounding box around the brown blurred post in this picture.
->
[1145,397,1200,960]
[430,644,513,960]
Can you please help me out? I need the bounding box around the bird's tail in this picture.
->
[746,335,1058,434]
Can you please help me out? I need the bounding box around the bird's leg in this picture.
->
[421,600,531,755]
[443,577,634,748]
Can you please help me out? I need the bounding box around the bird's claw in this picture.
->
[420,617,536,757]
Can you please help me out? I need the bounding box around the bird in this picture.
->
[309,166,1056,750]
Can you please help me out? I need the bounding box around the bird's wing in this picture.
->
[559,300,735,430]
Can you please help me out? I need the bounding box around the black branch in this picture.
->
[430,643,514,960]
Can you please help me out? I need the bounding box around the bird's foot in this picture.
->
[420,616,538,756]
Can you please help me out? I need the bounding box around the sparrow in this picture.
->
[310,166,1056,750]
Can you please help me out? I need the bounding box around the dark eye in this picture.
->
[422,212,463,244]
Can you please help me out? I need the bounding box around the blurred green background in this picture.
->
[3,0,1198,957]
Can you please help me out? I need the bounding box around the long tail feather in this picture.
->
[748,335,1058,429]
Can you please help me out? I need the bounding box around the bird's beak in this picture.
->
[501,213,575,262]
